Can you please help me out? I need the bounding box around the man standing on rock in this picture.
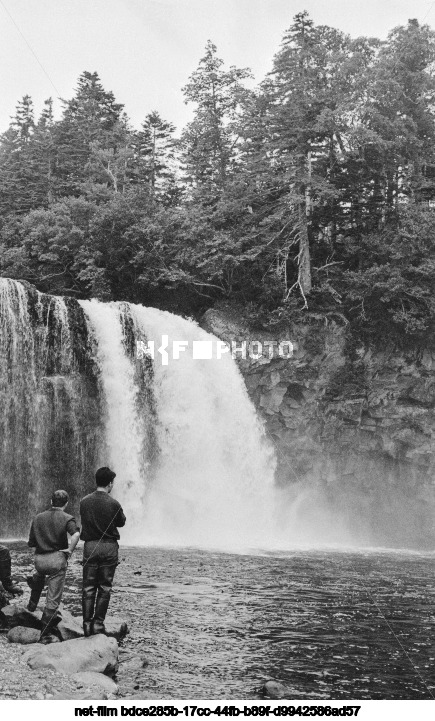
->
[27,490,80,643]
[80,467,126,637]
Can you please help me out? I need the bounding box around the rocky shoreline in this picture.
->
[0,602,288,701]
[0,633,116,700]
[0,544,176,701]
[0,601,126,700]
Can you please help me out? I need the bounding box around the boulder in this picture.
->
[3,604,125,642]
[57,608,84,641]
[1,603,43,629]
[263,680,289,699]
[7,626,40,644]
[57,608,127,641]
[104,617,128,641]
[73,671,118,694]
[23,634,119,676]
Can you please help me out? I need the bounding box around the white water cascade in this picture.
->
[3,279,431,551]
[79,300,148,526]
[0,278,277,546]
[0,277,373,550]
[0,278,103,535]
[133,305,276,547]
[80,299,277,548]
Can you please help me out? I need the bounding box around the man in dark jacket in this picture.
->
[28,490,80,643]
[80,467,126,636]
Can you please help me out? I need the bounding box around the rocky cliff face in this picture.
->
[202,308,435,549]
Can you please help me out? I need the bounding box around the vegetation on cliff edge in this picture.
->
[1,13,435,343]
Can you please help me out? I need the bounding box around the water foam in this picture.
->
[0,279,357,549]
[80,299,277,547]
[131,305,277,547]
[79,299,147,526]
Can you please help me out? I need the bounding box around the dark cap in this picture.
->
[51,490,69,507]
[95,467,116,487]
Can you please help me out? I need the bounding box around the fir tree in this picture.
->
[53,71,127,196]
[181,41,251,193]
[132,111,178,200]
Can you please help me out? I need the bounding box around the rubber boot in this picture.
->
[82,562,98,637]
[91,562,116,635]
[39,609,61,644]
[92,593,110,635]
[82,598,94,638]
[26,575,44,612]
[0,551,22,596]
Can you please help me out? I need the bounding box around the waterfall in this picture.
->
[78,300,153,528]
[130,305,276,546]
[0,279,276,547]
[0,278,40,532]
[0,279,104,536]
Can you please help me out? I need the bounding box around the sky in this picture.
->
[1,0,435,134]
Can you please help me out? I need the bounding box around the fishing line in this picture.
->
[0,0,144,227]
[4,2,435,694]
[38,505,124,639]
[81,506,125,569]
[0,0,57,93]
[274,443,435,696]
[0,2,141,637]
[363,586,435,699]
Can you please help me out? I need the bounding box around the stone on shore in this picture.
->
[0,634,109,700]
[5,603,128,644]
[263,680,289,699]
[23,634,119,676]
[73,671,118,694]
[1,604,43,630]
[57,608,84,641]
[56,610,128,641]
[104,616,128,641]
[7,626,40,644]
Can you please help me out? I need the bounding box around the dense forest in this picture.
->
[1,12,435,343]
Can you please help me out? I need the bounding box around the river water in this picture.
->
[5,541,435,700]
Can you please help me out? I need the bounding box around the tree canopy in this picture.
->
[1,16,435,343]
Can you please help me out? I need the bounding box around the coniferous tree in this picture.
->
[263,13,358,303]
[360,19,435,215]
[0,20,433,342]
[27,99,56,206]
[232,13,379,310]
[53,71,127,196]
[132,111,178,201]
[181,41,252,194]
[0,95,36,215]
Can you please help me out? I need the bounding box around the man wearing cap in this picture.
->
[80,467,126,636]
[27,489,80,643]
